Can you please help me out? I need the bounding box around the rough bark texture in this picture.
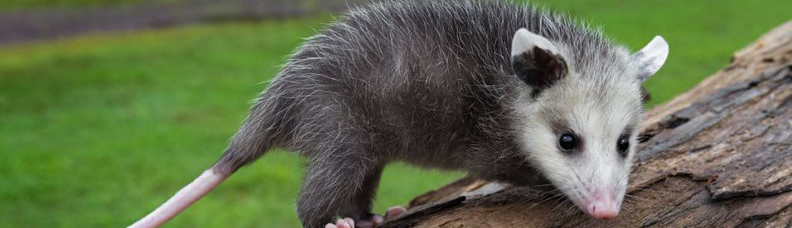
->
[381,20,792,228]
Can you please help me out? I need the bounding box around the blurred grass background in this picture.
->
[0,0,790,227]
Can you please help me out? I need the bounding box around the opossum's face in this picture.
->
[510,29,668,219]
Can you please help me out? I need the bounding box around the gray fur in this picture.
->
[211,0,657,227]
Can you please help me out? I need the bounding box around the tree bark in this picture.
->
[381,20,792,228]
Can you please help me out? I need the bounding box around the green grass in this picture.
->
[0,0,790,227]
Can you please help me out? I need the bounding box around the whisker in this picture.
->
[563,201,579,215]
[536,193,566,206]
[624,193,650,200]
[523,183,559,188]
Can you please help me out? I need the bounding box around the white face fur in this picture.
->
[510,28,668,219]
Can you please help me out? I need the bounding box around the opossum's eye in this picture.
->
[558,133,578,151]
[617,135,630,156]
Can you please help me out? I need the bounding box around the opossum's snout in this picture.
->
[561,166,626,220]
[581,188,620,219]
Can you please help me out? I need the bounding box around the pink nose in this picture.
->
[585,190,620,219]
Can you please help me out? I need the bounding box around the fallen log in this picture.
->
[381,20,792,228]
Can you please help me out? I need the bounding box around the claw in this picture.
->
[330,218,352,228]
[323,206,407,228]
[344,218,355,227]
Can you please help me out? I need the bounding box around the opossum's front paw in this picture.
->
[324,206,407,228]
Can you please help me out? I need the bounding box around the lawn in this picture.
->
[0,0,790,227]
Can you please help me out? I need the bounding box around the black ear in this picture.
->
[510,28,568,96]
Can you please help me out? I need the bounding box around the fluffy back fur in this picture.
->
[218,0,625,173]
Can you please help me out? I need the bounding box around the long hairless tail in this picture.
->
[129,102,277,228]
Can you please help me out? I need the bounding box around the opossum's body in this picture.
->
[132,1,669,227]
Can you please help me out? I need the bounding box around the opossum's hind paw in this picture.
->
[324,216,380,228]
[324,206,407,228]
[325,218,355,228]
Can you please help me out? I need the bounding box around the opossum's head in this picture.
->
[509,29,668,219]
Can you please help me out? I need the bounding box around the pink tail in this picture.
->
[129,170,227,228]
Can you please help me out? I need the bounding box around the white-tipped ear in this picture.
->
[511,28,559,57]
[631,36,669,81]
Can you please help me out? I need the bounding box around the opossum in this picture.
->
[130,0,669,227]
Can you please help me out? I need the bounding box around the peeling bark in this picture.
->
[381,20,792,228]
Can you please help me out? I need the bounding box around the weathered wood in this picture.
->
[381,20,792,228]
